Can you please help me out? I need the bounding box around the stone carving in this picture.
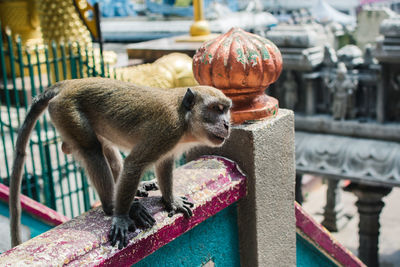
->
[363,44,378,66]
[295,132,400,186]
[375,17,400,63]
[336,45,364,69]
[322,44,337,68]
[324,62,358,120]
[283,71,298,110]
[265,24,326,71]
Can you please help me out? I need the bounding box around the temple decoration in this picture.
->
[117,53,197,89]
[192,27,282,124]
[0,0,42,46]
[190,0,210,37]
[72,0,100,42]
[37,0,92,46]
[175,0,217,43]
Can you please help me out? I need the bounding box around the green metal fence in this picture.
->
[0,28,119,218]
[0,28,186,219]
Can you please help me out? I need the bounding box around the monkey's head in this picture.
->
[182,86,232,147]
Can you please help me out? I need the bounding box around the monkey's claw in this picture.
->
[136,180,159,197]
[163,196,194,218]
[129,199,156,228]
[109,215,136,249]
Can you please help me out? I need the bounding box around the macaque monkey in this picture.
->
[9,77,231,249]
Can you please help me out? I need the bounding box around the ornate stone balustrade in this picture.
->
[296,132,400,187]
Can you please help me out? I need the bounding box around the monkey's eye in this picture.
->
[210,104,224,113]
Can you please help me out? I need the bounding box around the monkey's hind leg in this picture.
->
[50,110,116,216]
[75,144,115,215]
[102,142,123,182]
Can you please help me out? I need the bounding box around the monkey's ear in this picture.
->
[183,88,195,110]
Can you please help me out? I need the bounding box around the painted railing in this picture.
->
[0,156,247,266]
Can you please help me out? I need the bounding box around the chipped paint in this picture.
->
[0,157,246,267]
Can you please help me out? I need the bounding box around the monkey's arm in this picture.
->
[156,157,194,218]
[110,141,168,249]
[110,153,145,248]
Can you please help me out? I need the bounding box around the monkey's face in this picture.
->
[201,102,231,147]
[186,88,232,147]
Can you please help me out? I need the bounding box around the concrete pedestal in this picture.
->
[188,109,296,267]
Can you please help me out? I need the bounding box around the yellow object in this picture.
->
[190,20,211,37]
[0,0,42,46]
[0,0,116,79]
[73,0,99,40]
[191,0,210,37]
[176,0,213,42]
[117,53,198,89]
[37,0,92,46]
[0,0,43,77]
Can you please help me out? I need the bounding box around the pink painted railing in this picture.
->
[296,202,366,267]
[0,156,246,266]
[0,183,69,226]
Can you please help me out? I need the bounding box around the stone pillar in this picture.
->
[376,67,386,123]
[305,78,315,115]
[321,179,346,232]
[187,109,296,267]
[345,183,392,267]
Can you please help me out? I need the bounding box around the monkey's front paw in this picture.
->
[136,180,159,197]
[163,196,194,218]
[129,199,156,228]
[109,215,136,249]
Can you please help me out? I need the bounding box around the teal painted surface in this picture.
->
[135,203,240,267]
[296,233,337,267]
[0,201,52,238]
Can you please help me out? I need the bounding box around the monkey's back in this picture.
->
[48,78,186,150]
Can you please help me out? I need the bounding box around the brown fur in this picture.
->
[9,77,231,248]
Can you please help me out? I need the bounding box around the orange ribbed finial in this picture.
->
[193,27,283,124]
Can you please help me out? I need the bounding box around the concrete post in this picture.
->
[187,109,296,266]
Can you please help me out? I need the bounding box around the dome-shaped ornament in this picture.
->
[193,27,282,124]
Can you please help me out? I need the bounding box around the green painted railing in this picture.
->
[0,27,180,219]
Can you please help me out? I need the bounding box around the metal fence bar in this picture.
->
[77,43,84,78]
[3,32,16,148]
[0,23,11,181]
[8,36,21,126]
[68,42,77,80]
[51,41,60,82]
[85,46,91,77]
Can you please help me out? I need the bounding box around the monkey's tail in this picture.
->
[9,84,60,247]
